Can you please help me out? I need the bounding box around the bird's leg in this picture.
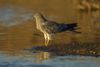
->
[47,33,52,46]
[44,33,46,46]
[44,33,51,46]
[46,34,50,46]
[44,33,48,46]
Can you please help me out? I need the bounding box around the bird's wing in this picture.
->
[43,21,79,33]
[43,21,60,33]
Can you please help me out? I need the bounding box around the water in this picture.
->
[0,6,33,27]
[0,0,100,67]
[0,51,100,67]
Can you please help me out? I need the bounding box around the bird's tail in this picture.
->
[59,23,81,33]
[66,23,77,30]
[57,23,77,32]
[65,23,81,33]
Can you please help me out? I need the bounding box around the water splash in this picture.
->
[0,6,33,27]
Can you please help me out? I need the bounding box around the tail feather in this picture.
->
[65,23,77,31]
[58,23,77,31]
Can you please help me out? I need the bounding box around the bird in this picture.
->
[78,0,99,11]
[77,0,91,11]
[34,13,81,46]
[91,3,100,11]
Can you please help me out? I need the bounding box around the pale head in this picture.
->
[34,13,47,21]
[34,13,42,19]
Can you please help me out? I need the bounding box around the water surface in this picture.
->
[0,0,100,67]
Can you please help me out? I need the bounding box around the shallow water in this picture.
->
[0,50,100,67]
[0,0,100,67]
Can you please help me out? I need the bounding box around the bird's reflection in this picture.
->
[35,52,50,63]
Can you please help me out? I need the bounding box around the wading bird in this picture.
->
[34,13,80,46]
[78,0,99,11]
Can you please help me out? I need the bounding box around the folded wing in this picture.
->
[43,21,78,33]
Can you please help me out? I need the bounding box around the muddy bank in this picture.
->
[28,42,100,57]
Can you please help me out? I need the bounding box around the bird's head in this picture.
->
[34,13,41,19]
[34,13,47,21]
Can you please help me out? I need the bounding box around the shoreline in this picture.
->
[29,43,100,57]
